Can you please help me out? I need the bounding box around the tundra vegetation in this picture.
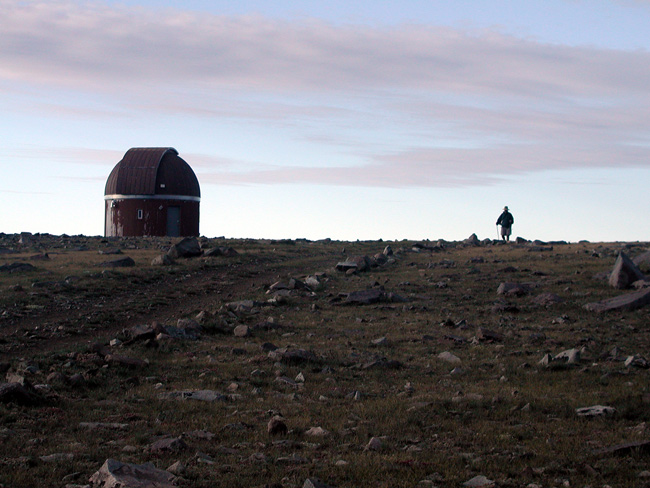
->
[0,233,649,488]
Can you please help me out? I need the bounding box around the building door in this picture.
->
[167,206,181,237]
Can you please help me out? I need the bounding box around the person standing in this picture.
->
[496,206,514,242]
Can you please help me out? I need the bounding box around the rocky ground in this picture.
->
[1,233,650,488]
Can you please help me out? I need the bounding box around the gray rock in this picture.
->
[167,237,202,258]
[203,246,238,257]
[267,416,288,435]
[40,453,74,463]
[151,254,174,266]
[89,459,176,488]
[148,436,189,453]
[79,422,129,431]
[365,437,383,451]
[304,477,336,488]
[463,475,495,487]
[497,282,531,296]
[166,461,186,475]
[268,348,319,364]
[304,275,323,290]
[609,252,645,289]
[532,292,563,306]
[584,288,650,313]
[633,251,650,272]
[0,262,36,273]
[464,233,480,246]
[159,390,227,402]
[105,354,148,369]
[438,351,461,364]
[625,355,649,368]
[0,381,44,406]
[576,405,616,417]
[98,257,135,268]
[233,325,251,337]
[344,289,385,305]
[554,348,581,364]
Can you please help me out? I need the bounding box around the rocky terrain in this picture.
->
[1,232,650,488]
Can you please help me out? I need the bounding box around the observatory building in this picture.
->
[104,147,200,237]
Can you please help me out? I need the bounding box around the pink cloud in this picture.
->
[2,1,650,190]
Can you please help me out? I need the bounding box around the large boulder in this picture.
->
[584,288,650,313]
[167,237,202,259]
[609,252,645,289]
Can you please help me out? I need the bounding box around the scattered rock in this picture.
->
[0,262,36,273]
[532,292,563,306]
[594,440,650,456]
[0,381,45,406]
[303,478,336,488]
[497,282,531,296]
[203,246,238,257]
[233,325,251,337]
[475,327,503,343]
[305,426,329,437]
[268,348,319,365]
[268,416,288,436]
[576,405,616,417]
[438,351,461,364]
[365,437,383,451]
[105,355,148,369]
[167,237,202,258]
[148,436,189,454]
[625,355,649,369]
[151,254,175,266]
[88,459,176,488]
[159,390,227,402]
[463,475,494,487]
[166,461,186,476]
[609,252,645,289]
[98,257,135,268]
[584,288,650,313]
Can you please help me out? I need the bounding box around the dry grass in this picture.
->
[1,235,650,487]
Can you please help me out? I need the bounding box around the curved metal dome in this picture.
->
[105,147,200,198]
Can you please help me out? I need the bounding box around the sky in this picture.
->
[1,0,650,243]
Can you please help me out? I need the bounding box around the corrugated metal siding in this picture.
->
[104,147,200,198]
[156,151,201,197]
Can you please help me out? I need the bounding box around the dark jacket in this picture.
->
[496,211,514,227]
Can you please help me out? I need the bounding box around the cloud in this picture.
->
[3,0,650,97]
[2,0,650,190]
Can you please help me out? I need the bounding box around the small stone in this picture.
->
[89,459,175,488]
[463,475,495,487]
[365,437,382,451]
[303,478,336,488]
[268,416,288,436]
[576,405,616,417]
[438,351,461,364]
[166,461,186,475]
[305,426,329,437]
[148,437,189,453]
[233,325,251,337]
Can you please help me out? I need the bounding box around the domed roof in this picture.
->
[105,147,200,198]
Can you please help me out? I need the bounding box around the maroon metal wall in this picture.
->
[105,198,200,237]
